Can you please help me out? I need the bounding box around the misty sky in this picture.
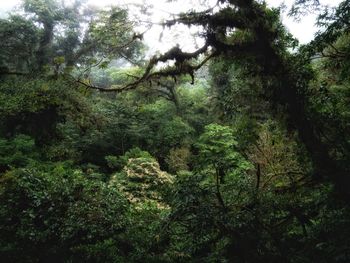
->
[0,0,342,53]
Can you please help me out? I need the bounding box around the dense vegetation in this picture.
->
[0,0,349,262]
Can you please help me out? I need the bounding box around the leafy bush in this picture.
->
[0,134,39,173]
[0,165,129,262]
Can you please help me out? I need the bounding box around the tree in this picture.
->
[196,123,251,208]
[0,15,39,73]
[0,0,350,262]
[23,0,64,70]
[0,165,130,262]
[88,0,349,199]
[0,0,143,75]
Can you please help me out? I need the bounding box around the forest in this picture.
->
[0,0,349,262]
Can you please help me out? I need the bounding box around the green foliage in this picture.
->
[100,97,194,164]
[106,147,153,171]
[177,81,214,133]
[0,15,39,71]
[88,7,143,61]
[110,150,172,207]
[0,0,349,262]
[196,124,251,175]
[0,0,143,74]
[0,76,94,146]
[0,165,129,262]
[166,146,191,173]
[0,135,39,173]
[209,56,268,120]
[248,121,311,189]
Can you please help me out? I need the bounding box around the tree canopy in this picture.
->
[0,0,350,262]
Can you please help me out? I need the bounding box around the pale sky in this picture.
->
[0,0,342,53]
